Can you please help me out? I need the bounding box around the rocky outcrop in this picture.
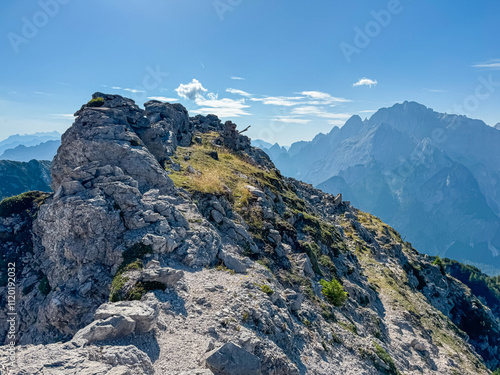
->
[12,93,221,344]
[2,93,500,375]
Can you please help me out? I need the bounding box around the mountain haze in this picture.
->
[258,102,500,273]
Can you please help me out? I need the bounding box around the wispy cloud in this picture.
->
[251,91,350,107]
[230,76,245,80]
[147,96,178,102]
[250,96,304,107]
[299,91,351,105]
[226,88,252,97]
[424,89,448,93]
[472,59,500,70]
[49,114,75,119]
[358,110,377,113]
[176,79,207,100]
[34,91,52,96]
[353,78,378,87]
[291,106,351,119]
[272,116,311,124]
[195,97,250,117]
[111,86,145,94]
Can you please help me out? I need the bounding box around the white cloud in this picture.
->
[291,106,351,119]
[358,110,377,113]
[49,114,74,119]
[226,88,252,97]
[230,76,245,80]
[300,91,351,104]
[472,60,500,69]
[424,89,448,93]
[353,78,378,88]
[250,96,304,106]
[175,79,207,100]
[249,91,350,107]
[195,97,250,117]
[147,96,178,102]
[111,86,145,94]
[272,116,311,124]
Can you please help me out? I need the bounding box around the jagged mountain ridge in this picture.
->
[256,102,500,273]
[0,131,60,156]
[0,94,499,374]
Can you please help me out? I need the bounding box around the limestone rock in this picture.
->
[205,342,261,375]
[94,301,157,333]
[73,315,136,343]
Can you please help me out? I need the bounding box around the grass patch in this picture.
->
[0,191,50,218]
[87,97,105,107]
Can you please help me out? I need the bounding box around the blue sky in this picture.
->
[1,0,500,145]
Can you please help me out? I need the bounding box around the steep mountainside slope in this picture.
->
[0,159,51,200]
[0,94,499,374]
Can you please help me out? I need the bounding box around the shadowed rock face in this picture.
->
[1,93,500,374]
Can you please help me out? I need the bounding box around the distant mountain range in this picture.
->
[0,131,60,162]
[254,102,500,274]
[0,159,51,200]
[0,140,61,162]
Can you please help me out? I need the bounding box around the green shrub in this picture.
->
[127,281,166,301]
[432,255,444,267]
[320,278,348,307]
[373,342,399,374]
[87,97,105,107]
[109,243,153,301]
[38,276,51,296]
[259,284,274,296]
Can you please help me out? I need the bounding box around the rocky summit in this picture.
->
[1,93,500,375]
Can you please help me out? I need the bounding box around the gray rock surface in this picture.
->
[205,342,261,375]
[73,315,136,343]
[95,301,158,333]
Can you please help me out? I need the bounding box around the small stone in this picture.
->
[208,151,219,160]
[211,209,224,224]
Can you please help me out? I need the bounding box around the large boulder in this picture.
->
[205,342,261,375]
[94,301,158,334]
[73,315,136,343]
